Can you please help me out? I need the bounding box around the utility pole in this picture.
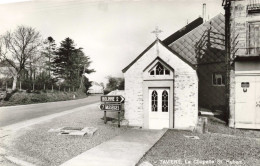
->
[222,0,231,125]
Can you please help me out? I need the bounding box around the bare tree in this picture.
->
[0,25,42,90]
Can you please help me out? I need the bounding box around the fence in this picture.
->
[0,80,80,93]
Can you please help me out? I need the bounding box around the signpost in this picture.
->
[99,104,121,111]
[100,95,125,127]
[101,96,125,103]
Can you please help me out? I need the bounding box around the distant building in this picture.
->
[88,81,104,94]
[223,0,260,129]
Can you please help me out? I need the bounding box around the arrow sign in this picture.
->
[99,104,121,111]
[101,95,125,103]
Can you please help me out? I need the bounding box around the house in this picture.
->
[223,0,260,129]
[88,81,104,94]
[122,13,226,130]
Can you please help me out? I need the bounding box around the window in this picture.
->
[248,22,260,55]
[150,62,170,75]
[212,73,225,86]
[247,1,260,14]
[151,90,158,112]
[162,90,168,112]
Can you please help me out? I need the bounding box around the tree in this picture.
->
[100,82,105,89]
[0,25,42,90]
[106,76,124,91]
[52,37,94,89]
[42,36,56,77]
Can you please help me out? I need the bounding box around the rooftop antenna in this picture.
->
[203,3,206,22]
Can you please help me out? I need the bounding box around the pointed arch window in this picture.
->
[162,90,168,112]
[151,90,158,112]
[149,62,170,75]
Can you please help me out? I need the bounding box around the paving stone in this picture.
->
[56,127,98,137]
[81,127,98,136]
[48,128,63,133]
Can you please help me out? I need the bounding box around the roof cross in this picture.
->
[151,26,163,39]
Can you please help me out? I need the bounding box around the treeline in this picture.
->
[0,25,94,93]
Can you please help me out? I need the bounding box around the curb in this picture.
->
[135,128,168,166]
[5,156,36,166]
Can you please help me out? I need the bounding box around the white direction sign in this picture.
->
[101,95,125,103]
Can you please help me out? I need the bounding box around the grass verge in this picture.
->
[0,90,87,107]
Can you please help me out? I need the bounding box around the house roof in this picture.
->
[122,17,203,73]
[122,13,225,73]
[163,17,203,45]
[166,13,225,66]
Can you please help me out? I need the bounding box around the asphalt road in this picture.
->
[0,95,101,127]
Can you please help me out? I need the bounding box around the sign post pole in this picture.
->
[104,110,107,124]
[118,111,120,128]
[100,95,125,128]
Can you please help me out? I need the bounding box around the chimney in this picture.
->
[202,3,206,22]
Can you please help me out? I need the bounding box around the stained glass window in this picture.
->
[162,90,168,112]
[151,90,158,112]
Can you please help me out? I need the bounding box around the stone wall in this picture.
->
[230,0,260,57]
[229,0,260,127]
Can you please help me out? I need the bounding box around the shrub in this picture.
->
[0,90,87,106]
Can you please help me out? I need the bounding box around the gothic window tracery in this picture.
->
[149,62,170,75]
[151,90,158,112]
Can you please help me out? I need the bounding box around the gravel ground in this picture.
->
[138,116,260,166]
[138,129,260,166]
[0,103,130,166]
[206,115,260,138]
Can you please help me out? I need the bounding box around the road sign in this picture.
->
[99,104,121,111]
[101,95,125,103]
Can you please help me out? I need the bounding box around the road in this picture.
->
[0,95,100,127]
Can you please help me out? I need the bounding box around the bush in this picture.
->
[0,90,87,106]
[103,90,111,95]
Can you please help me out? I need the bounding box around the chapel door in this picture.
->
[149,88,170,129]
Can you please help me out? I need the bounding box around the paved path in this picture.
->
[0,95,100,127]
[60,129,167,166]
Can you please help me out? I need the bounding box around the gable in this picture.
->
[122,39,196,73]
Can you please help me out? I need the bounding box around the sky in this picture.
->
[0,0,224,84]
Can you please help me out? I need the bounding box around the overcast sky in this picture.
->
[0,0,224,84]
